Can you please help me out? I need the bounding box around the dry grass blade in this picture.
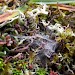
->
[29,0,75,4]
[54,4,75,11]
[0,11,19,23]
[0,41,6,46]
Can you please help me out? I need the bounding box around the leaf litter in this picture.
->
[0,0,75,75]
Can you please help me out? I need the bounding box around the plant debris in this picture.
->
[0,0,75,75]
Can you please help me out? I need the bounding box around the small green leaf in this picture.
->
[0,52,6,57]
[17,4,28,13]
[36,68,47,75]
[0,46,3,51]
[57,64,62,70]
